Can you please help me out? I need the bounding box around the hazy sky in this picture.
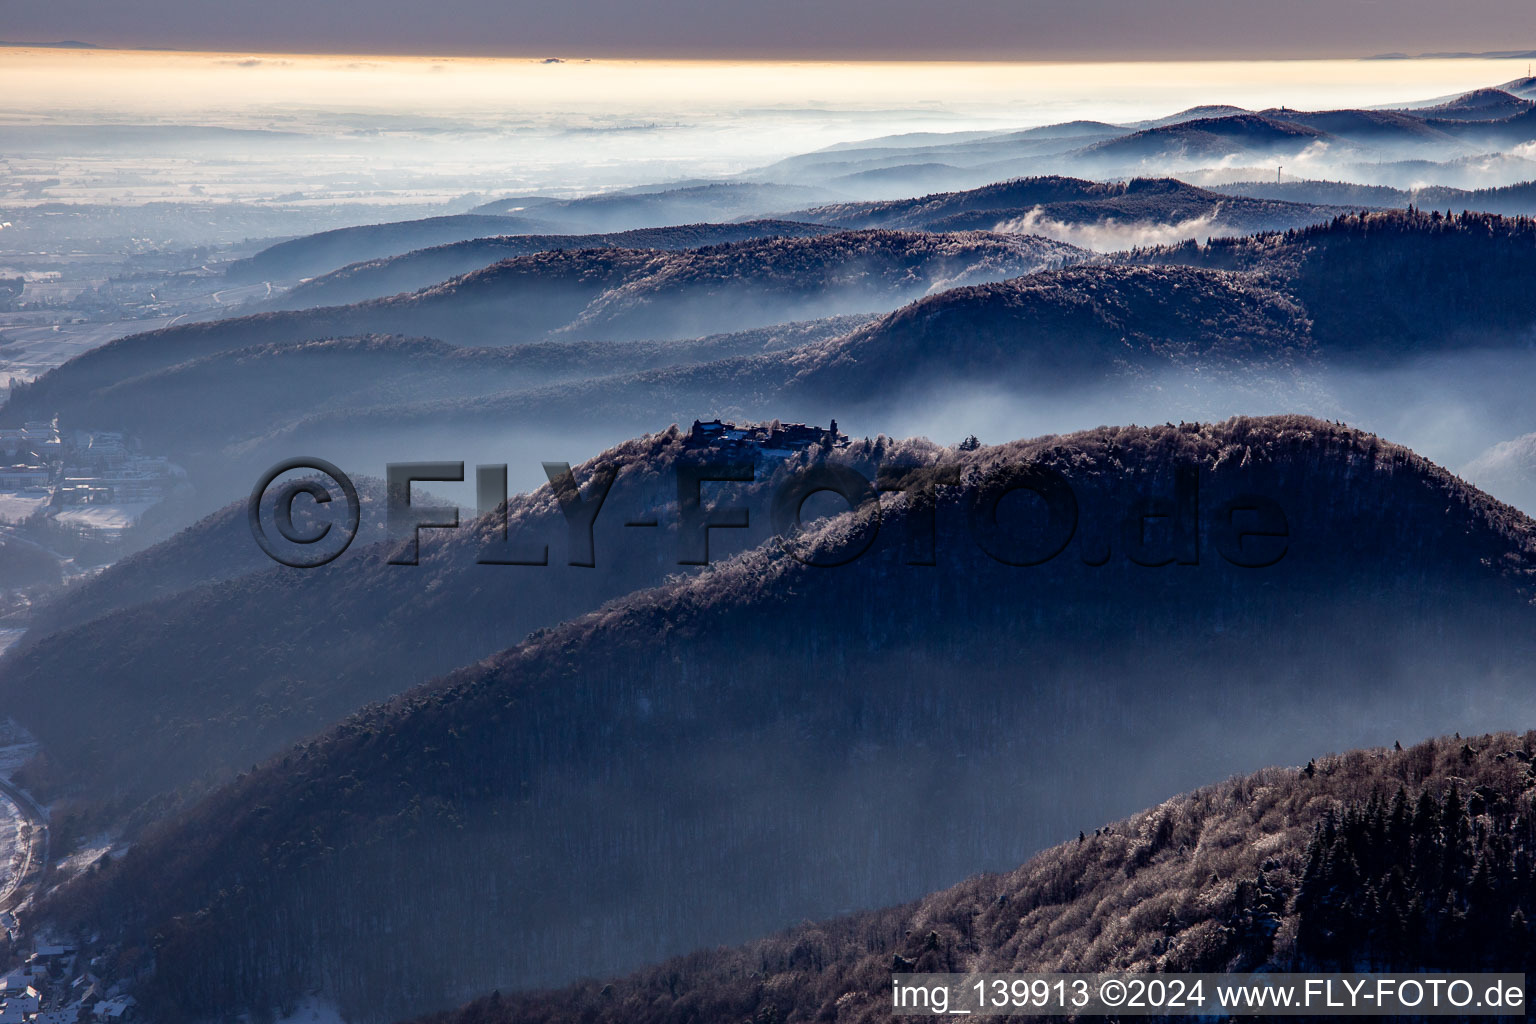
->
[7,0,1536,60]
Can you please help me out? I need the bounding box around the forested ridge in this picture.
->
[1120,209,1536,355]
[2,229,1079,426]
[1,428,943,808]
[790,175,1354,234]
[407,731,1536,1024]
[31,416,1536,1022]
[277,221,840,309]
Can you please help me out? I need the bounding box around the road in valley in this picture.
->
[0,770,47,914]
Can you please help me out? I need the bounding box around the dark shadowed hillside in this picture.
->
[1256,108,1456,144]
[272,221,839,309]
[1212,177,1536,217]
[35,417,1536,1022]
[411,732,1536,1024]
[1116,209,1536,355]
[218,262,1315,471]
[0,427,936,810]
[1433,105,1536,148]
[1410,87,1535,121]
[15,476,404,644]
[51,212,1536,508]
[2,230,1081,429]
[232,210,1536,471]
[780,263,1311,390]
[1210,179,1412,207]
[37,317,874,452]
[788,176,1354,237]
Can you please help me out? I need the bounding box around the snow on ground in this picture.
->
[54,832,121,879]
[271,997,349,1024]
[0,314,182,384]
[0,495,49,525]
[0,791,23,902]
[50,502,157,532]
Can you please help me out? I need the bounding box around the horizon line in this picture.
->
[8,41,1536,65]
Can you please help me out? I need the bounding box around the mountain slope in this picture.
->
[1130,104,1252,128]
[747,87,1536,194]
[233,208,1536,467]
[226,184,842,285]
[272,220,838,309]
[788,176,1355,237]
[466,182,837,229]
[1412,87,1535,121]
[1212,178,1536,218]
[1258,107,1457,144]
[779,263,1311,391]
[0,426,936,809]
[37,417,1536,1022]
[2,230,1081,429]
[1073,115,1330,163]
[749,127,1123,188]
[216,262,1315,468]
[45,317,874,452]
[414,731,1536,1024]
[222,214,556,283]
[15,477,397,645]
[94,212,1536,496]
[1117,209,1536,355]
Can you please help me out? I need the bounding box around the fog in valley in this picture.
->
[7,46,1536,1023]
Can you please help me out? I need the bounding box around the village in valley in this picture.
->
[0,421,183,545]
[0,939,135,1024]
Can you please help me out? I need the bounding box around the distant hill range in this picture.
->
[225,82,1536,294]
[225,184,840,284]
[1112,209,1536,355]
[236,175,1356,309]
[267,220,840,309]
[465,181,835,225]
[1075,113,1335,164]
[1414,87,1536,121]
[1069,102,1536,167]
[3,229,1082,430]
[191,209,1536,480]
[31,314,873,459]
[751,83,1536,193]
[0,40,98,48]
[411,730,1536,1024]
[784,175,1357,236]
[31,417,1536,1022]
[222,214,560,283]
[202,260,1313,493]
[1500,76,1536,101]
[215,162,1536,338]
[1211,177,1536,216]
[1370,50,1536,61]
[21,210,1536,501]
